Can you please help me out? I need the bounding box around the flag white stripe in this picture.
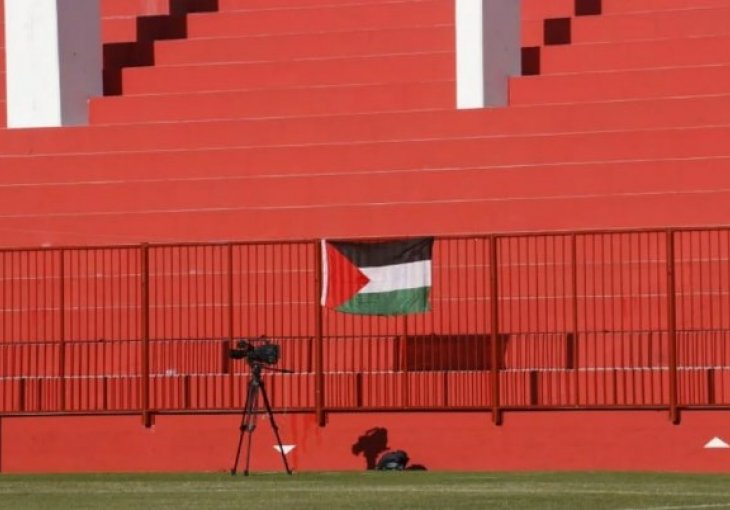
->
[359,260,432,294]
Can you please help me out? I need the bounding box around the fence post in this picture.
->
[489,236,502,425]
[314,241,326,426]
[666,230,680,424]
[140,244,153,428]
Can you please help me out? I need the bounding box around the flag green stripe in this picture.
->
[336,287,431,316]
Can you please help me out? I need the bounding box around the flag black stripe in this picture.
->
[331,238,434,268]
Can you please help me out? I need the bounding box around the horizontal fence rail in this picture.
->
[2,228,730,425]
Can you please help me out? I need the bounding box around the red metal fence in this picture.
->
[2,227,730,426]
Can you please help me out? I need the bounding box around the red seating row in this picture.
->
[0,94,725,153]
[2,329,728,376]
[1,368,726,413]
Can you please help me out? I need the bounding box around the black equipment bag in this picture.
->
[376,450,409,471]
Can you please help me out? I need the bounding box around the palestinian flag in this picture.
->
[321,237,434,316]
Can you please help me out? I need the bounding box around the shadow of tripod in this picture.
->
[230,361,293,476]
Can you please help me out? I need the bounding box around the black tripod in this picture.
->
[230,362,293,476]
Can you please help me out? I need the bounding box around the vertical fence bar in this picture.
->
[490,236,502,425]
[140,244,152,427]
[227,244,234,408]
[58,249,66,411]
[2,229,725,420]
[570,234,579,371]
[226,244,234,369]
[314,241,325,426]
[666,230,680,424]
[400,315,409,407]
[569,234,580,407]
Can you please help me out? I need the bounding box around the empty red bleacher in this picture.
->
[2,0,730,413]
[574,6,730,42]
[0,0,726,238]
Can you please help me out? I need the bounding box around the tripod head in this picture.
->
[248,361,294,381]
[229,337,294,382]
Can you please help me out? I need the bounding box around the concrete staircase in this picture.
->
[0,0,729,248]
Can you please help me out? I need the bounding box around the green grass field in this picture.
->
[1,472,730,509]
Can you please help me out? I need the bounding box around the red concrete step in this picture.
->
[2,155,730,219]
[101,0,220,17]
[101,12,201,45]
[541,35,730,73]
[573,6,730,43]
[522,20,545,47]
[101,16,139,43]
[43,95,730,154]
[219,0,439,8]
[0,162,722,222]
[510,65,730,104]
[101,0,169,17]
[0,178,728,247]
[1,126,729,183]
[90,81,454,123]
[8,95,730,155]
[520,0,596,46]
[120,52,453,94]
[154,25,453,65]
[522,0,574,19]
[186,0,452,38]
[218,0,573,19]
[603,0,730,14]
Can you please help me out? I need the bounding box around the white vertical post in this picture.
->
[4,0,102,129]
[456,0,521,109]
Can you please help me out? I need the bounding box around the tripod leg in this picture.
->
[231,378,257,475]
[243,382,260,477]
[259,380,293,475]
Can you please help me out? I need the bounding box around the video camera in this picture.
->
[229,337,280,365]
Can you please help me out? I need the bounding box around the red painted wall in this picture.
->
[3,411,730,473]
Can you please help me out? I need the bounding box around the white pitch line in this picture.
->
[618,504,730,510]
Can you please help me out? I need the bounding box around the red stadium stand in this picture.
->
[3,0,730,473]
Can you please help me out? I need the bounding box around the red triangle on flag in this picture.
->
[324,243,370,309]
